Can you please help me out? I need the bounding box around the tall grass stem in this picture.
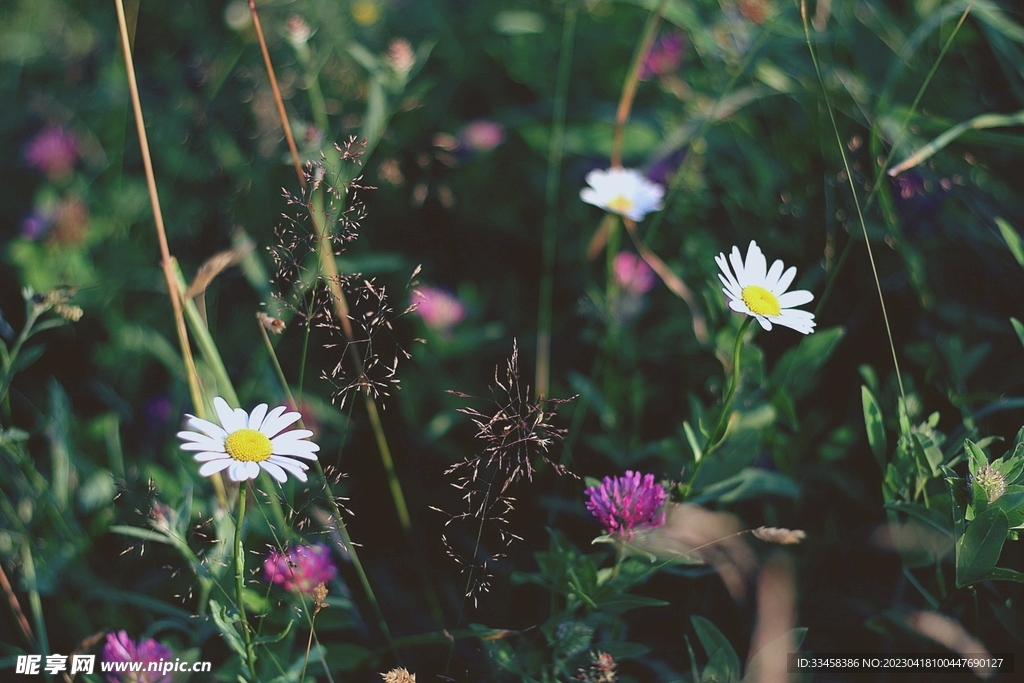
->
[800,0,906,401]
[535,4,577,401]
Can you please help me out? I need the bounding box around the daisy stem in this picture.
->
[695,316,753,481]
[234,484,258,681]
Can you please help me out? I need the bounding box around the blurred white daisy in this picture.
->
[716,240,815,334]
[580,167,664,221]
[178,397,319,483]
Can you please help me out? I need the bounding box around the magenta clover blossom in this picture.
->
[585,470,667,537]
[264,543,338,593]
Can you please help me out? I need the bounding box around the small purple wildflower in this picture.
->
[20,209,54,241]
[640,31,686,81]
[412,285,466,333]
[264,543,337,593]
[613,252,657,295]
[24,125,79,180]
[585,471,667,537]
[100,630,174,683]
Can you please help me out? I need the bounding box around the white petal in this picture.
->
[271,432,319,456]
[776,289,814,309]
[269,456,310,481]
[584,168,606,189]
[259,461,288,483]
[745,241,767,285]
[214,397,246,434]
[184,416,227,441]
[228,461,255,481]
[178,431,221,447]
[718,276,742,302]
[261,410,303,439]
[580,188,606,210]
[755,315,773,331]
[773,266,797,295]
[198,459,232,477]
[729,298,751,315]
[773,314,815,334]
[729,246,747,287]
[248,404,269,430]
[194,451,229,462]
[765,259,784,290]
[180,439,222,451]
[717,254,741,291]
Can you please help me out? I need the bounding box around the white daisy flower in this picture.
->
[715,240,816,334]
[580,167,665,221]
[178,397,319,483]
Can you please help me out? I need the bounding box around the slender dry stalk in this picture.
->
[112,0,202,413]
[248,0,305,187]
[247,0,413,534]
[0,561,34,647]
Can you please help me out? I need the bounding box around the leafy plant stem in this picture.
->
[233,486,258,681]
[691,316,753,489]
[0,299,43,407]
[535,3,577,401]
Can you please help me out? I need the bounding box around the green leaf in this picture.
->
[770,327,845,398]
[979,566,1024,583]
[596,641,651,659]
[883,501,954,537]
[253,620,293,645]
[888,109,1024,175]
[996,218,1024,268]
[861,386,887,469]
[493,10,545,35]
[1011,318,1024,349]
[684,421,703,464]
[688,468,799,505]
[691,616,741,683]
[593,594,669,615]
[209,599,248,659]
[956,507,1009,588]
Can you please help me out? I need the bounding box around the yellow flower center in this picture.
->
[606,194,634,215]
[741,285,781,317]
[224,429,272,462]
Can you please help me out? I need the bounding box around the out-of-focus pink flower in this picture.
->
[613,252,657,295]
[459,120,505,153]
[24,125,79,180]
[387,38,415,75]
[585,471,667,538]
[100,631,174,683]
[640,31,686,81]
[264,543,337,593]
[412,286,466,332]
